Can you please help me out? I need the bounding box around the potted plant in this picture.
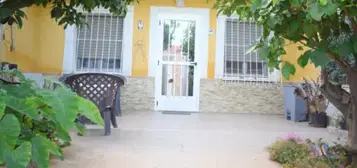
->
[304,78,329,128]
[294,77,329,128]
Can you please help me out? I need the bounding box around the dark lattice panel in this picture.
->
[64,73,124,111]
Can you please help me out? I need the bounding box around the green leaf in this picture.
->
[286,20,301,40]
[37,87,79,130]
[319,0,328,6]
[16,10,26,17]
[7,17,16,25]
[309,3,324,21]
[251,0,262,12]
[14,15,23,29]
[43,77,66,88]
[263,27,271,39]
[336,41,353,57]
[282,62,296,80]
[54,124,72,143]
[73,122,87,136]
[6,141,32,168]
[39,107,56,121]
[51,7,64,19]
[0,114,21,163]
[31,136,63,168]
[261,0,272,8]
[298,46,304,50]
[319,0,337,16]
[350,7,357,17]
[289,20,300,33]
[267,13,280,28]
[303,23,318,37]
[273,0,280,5]
[6,96,40,120]
[317,40,329,49]
[291,0,303,8]
[77,97,104,126]
[352,35,357,53]
[1,82,35,98]
[0,8,12,21]
[257,46,269,60]
[309,49,331,67]
[0,90,6,118]
[298,50,311,68]
[84,0,95,8]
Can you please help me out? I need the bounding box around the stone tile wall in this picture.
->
[25,74,285,114]
[120,77,155,113]
[199,79,284,114]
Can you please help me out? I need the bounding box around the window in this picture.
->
[215,16,279,82]
[63,7,133,75]
[224,18,268,79]
[76,13,124,72]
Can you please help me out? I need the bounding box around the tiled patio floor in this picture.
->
[51,112,344,168]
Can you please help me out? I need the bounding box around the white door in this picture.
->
[155,14,201,112]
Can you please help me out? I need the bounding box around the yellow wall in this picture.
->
[0,0,319,82]
[131,0,216,77]
[1,8,39,72]
[282,43,320,82]
[131,0,320,80]
[1,6,64,74]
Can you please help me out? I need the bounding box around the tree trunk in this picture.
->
[347,71,357,165]
[320,70,350,118]
[320,70,357,165]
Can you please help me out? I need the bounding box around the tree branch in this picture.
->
[344,8,357,33]
[320,70,350,119]
[327,52,352,71]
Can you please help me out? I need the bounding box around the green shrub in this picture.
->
[268,139,310,164]
[0,70,104,168]
[290,157,331,168]
[268,134,349,168]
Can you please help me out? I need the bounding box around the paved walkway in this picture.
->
[51,112,344,168]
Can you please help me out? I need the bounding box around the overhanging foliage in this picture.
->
[0,0,138,28]
[214,0,357,80]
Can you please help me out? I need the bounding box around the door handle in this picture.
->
[168,79,173,83]
[191,62,197,66]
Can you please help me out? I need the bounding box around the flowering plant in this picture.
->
[282,133,304,143]
[268,134,349,168]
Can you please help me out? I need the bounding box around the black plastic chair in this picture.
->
[64,73,125,135]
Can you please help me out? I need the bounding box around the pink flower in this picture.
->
[282,133,303,143]
[339,165,344,168]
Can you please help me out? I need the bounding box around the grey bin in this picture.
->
[283,84,308,122]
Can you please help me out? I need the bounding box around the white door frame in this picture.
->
[148,7,210,112]
[148,7,210,78]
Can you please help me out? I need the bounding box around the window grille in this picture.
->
[223,18,269,81]
[76,13,124,73]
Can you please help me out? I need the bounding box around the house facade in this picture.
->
[0,0,320,114]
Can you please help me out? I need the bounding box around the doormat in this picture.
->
[161,111,192,115]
